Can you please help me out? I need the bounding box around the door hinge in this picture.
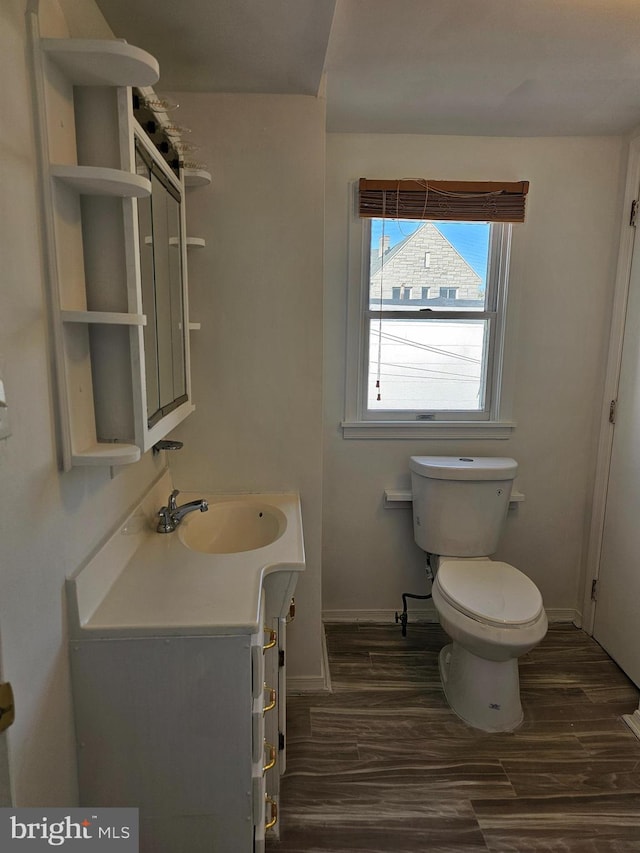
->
[0,683,15,733]
[631,199,638,227]
[609,399,617,424]
[591,578,599,601]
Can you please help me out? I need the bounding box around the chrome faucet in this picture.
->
[157,489,208,533]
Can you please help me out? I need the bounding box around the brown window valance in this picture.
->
[358,178,529,223]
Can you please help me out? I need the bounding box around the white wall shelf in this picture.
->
[41,38,159,87]
[170,236,205,248]
[182,156,210,343]
[71,442,140,467]
[61,310,147,326]
[183,168,212,188]
[51,164,151,197]
[384,488,525,508]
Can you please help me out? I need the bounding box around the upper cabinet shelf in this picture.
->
[183,168,212,188]
[71,442,141,468]
[51,164,151,197]
[41,38,159,87]
[61,310,147,326]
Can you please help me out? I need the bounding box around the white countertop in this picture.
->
[66,475,305,639]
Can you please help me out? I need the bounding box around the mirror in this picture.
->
[135,137,187,427]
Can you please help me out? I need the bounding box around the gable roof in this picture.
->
[370,222,480,283]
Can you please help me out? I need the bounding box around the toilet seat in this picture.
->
[436,559,543,628]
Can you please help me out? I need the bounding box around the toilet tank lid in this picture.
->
[409,456,518,481]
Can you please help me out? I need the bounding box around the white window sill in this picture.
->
[341,420,516,440]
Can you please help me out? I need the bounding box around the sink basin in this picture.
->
[178,500,287,554]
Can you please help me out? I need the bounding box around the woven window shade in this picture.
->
[358,178,529,223]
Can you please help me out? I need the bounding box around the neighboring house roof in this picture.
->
[370,222,482,292]
[370,229,414,277]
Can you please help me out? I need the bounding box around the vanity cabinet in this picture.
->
[69,589,297,852]
[66,479,304,851]
[71,616,283,853]
[30,17,195,469]
[72,634,255,851]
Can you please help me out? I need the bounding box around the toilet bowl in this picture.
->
[408,455,548,733]
[432,557,548,731]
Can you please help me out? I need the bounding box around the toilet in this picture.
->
[410,456,547,732]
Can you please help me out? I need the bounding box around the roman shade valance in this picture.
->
[358,178,529,223]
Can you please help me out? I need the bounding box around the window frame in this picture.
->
[343,189,516,439]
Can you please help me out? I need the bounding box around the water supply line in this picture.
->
[395,554,433,637]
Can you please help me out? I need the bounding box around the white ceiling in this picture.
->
[96,0,640,136]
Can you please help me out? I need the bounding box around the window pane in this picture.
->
[368,318,489,411]
[369,219,490,311]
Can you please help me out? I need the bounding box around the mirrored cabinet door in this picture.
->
[167,192,186,403]
[135,146,160,420]
[135,135,187,428]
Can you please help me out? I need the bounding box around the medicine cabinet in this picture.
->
[29,15,196,470]
[134,133,188,428]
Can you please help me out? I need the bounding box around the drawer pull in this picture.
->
[263,684,277,714]
[263,627,277,652]
[265,795,278,830]
[286,598,296,623]
[263,740,277,773]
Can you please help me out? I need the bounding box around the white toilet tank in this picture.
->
[409,456,518,557]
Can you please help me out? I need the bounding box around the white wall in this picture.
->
[0,0,166,805]
[323,134,626,621]
[166,93,326,681]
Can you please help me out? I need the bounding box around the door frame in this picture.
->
[582,131,640,633]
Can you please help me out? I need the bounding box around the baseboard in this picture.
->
[548,608,581,624]
[287,623,332,694]
[321,621,332,692]
[322,608,437,624]
[623,709,640,740]
[287,675,328,692]
[322,607,579,624]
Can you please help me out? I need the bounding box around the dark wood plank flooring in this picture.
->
[267,623,640,852]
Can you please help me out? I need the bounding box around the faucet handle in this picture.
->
[157,506,174,533]
[168,489,180,511]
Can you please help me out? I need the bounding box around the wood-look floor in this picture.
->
[267,623,640,852]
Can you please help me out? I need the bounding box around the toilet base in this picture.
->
[439,642,523,732]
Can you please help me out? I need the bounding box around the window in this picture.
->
[439,287,458,300]
[344,178,528,438]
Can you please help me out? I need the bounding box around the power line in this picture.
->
[380,361,479,380]
[370,328,482,365]
[374,371,477,384]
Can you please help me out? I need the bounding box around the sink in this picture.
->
[178,500,287,554]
